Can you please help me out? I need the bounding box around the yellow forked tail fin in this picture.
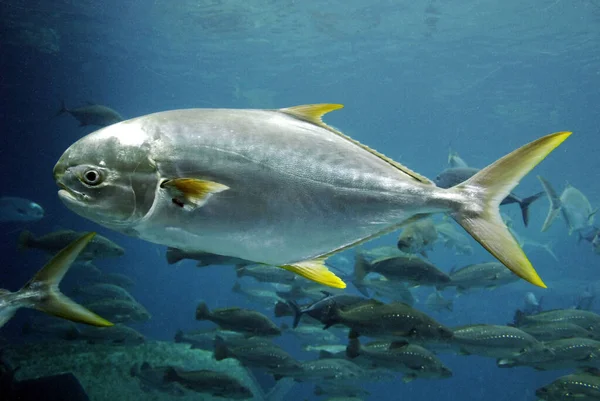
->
[23,232,114,327]
[449,132,572,288]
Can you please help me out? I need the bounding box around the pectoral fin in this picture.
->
[280,258,346,289]
[161,178,229,209]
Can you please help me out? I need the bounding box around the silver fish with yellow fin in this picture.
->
[0,232,113,328]
[53,104,571,289]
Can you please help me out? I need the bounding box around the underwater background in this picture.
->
[1,1,600,400]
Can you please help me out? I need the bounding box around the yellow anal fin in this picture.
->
[279,104,434,185]
[161,178,229,209]
[280,259,346,289]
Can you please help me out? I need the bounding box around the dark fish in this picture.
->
[322,300,454,342]
[18,229,124,261]
[451,324,539,358]
[195,302,281,336]
[519,322,593,342]
[164,367,253,399]
[536,369,600,400]
[346,335,452,382]
[214,335,302,375]
[396,218,438,256]
[513,309,600,332]
[498,338,600,370]
[292,359,365,382]
[435,167,543,226]
[440,262,519,293]
[83,299,150,323]
[130,362,185,396]
[354,253,450,287]
[56,100,123,127]
[314,382,371,398]
[288,292,371,328]
[68,324,145,345]
[70,283,136,303]
[174,328,245,351]
[95,272,135,289]
[166,247,253,267]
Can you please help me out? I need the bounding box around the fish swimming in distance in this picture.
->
[53,103,571,289]
[0,197,44,223]
[56,100,124,128]
[0,232,113,329]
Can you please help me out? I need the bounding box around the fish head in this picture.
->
[53,123,159,232]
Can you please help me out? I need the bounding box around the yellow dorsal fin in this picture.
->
[279,104,434,185]
[280,104,344,125]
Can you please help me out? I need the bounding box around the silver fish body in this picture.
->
[53,105,571,288]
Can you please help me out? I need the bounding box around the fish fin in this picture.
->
[449,132,572,288]
[537,175,563,232]
[55,100,68,117]
[195,302,211,320]
[519,191,544,227]
[213,335,229,361]
[346,337,361,358]
[288,301,303,329]
[21,232,113,327]
[165,247,184,264]
[279,104,344,126]
[17,230,33,251]
[281,104,434,185]
[402,374,416,383]
[353,252,370,284]
[160,178,229,209]
[231,281,242,293]
[280,259,346,289]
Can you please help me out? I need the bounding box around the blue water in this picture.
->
[1,1,600,400]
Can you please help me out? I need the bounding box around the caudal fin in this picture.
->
[450,132,572,288]
[55,100,68,117]
[17,230,34,251]
[287,301,303,329]
[21,232,113,327]
[519,192,544,227]
[537,176,563,232]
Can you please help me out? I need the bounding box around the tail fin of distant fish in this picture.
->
[55,100,69,117]
[17,230,34,251]
[518,192,544,227]
[213,335,230,361]
[287,301,303,329]
[3,233,113,328]
[448,132,572,289]
[537,175,563,232]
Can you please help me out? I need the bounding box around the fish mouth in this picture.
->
[57,182,85,203]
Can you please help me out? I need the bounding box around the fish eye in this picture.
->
[82,169,103,186]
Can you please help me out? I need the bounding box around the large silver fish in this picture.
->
[53,104,570,288]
